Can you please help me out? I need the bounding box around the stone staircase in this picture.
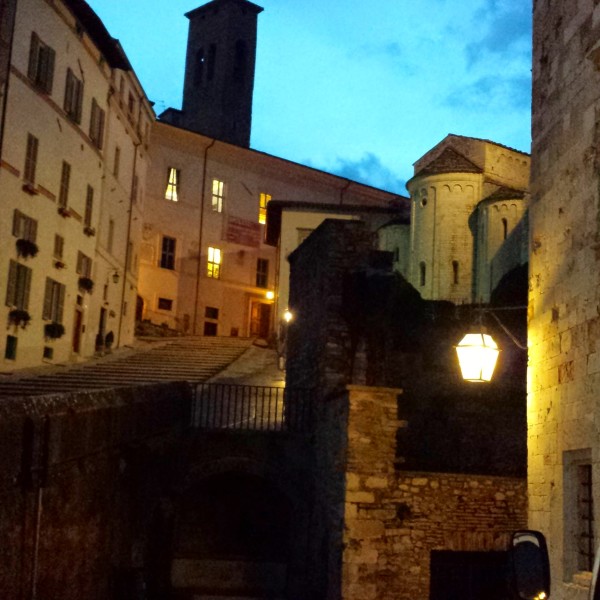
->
[0,336,254,398]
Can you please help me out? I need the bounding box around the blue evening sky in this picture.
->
[86,0,532,195]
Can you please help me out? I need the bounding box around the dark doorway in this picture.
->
[430,550,509,600]
[250,302,271,338]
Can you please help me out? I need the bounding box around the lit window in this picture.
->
[419,262,426,287]
[165,168,180,201]
[212,179,224,212]
[89,98,105,149]
[6,260,32,310]
[63,68,83,123]
[207,246,221,279]
[160,236,176,270]
[27,32,55,94]
[24,133,38,185]
[258,192,271,225]
[256,258,268,288]
[12,210,37,242]
[84,186,94,227]
[42,278,65,323]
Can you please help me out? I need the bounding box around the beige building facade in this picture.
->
[528,3,600,598]
[0,0,153,371]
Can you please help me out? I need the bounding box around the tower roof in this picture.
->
[185,0,264,19]
[411,147,482,179]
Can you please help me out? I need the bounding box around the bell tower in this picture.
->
[181,0,263,147]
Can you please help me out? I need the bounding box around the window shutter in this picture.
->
[23,267,32,310]
[12,209,21,237]
[28,33,40,81]
[64,68,73,112]
[43,278,52,320]
[29,219,38,243]
[57,284,65,323]
[5,261,16,306]
[44,45,55,94]
[75,78,83,123]
[98,106,105,149]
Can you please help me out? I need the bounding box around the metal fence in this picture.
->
[192,384,314,432]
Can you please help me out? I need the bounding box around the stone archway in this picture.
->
[171,470,293,599]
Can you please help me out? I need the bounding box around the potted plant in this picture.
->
[78,276,94,293]
[44,322,65,340]
[83,226,96,237]
[8,308,31,329]
[16,238,39,259]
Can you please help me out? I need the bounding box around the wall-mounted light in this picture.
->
[265,290,274,300]
[283,309,293,323]
[112,271,120,284]
[455,332,500,382]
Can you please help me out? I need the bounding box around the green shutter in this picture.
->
[42,278,52,320]
[22,267,31,310]
[5,261,16,307]
[57,284,65,324]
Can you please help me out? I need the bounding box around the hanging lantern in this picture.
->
[455,332,500,382]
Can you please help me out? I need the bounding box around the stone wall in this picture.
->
[529,3,600,599]
[342,385,527,600]
[0,383,191,600]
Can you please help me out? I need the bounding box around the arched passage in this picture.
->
[171,471,293,598]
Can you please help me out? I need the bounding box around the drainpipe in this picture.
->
[117,135,141,347]
[339,179,351,205]
[192,138,216,335]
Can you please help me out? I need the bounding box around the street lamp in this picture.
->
[283,309,293,323]
[455,332,500,383]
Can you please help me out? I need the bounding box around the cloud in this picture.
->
[445,73,531,112]
[325,153,407,194]
[466,0,532,64]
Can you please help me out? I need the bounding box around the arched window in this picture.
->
[419,262,426,287]
[501,217,508,240]
[452,260,459,284]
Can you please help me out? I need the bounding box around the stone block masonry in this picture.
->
[341,385,527,600]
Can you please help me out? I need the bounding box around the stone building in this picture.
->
[0,0,154,371]
[405,135,530,304]
[528,3,600,599]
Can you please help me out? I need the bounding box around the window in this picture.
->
[27,32,55,94]
[207,246,221,279]
[258,192,271,225]
[84,185,94,227]
[212,179,224,212]
[53,235,64,259]
[5,336,17,360]
[452,260,459,285]
[577,464,594,572]
[501,218,508,240]
[158,298,173,311]
[12,210,37,242]
[419,262,426,287]
[107,219,115,253]
[63,68,83,123]
[160,236,176,270]
[24,133,38,184]
[58,161,71,208]
[42,278,65,322]
[207,44,216,81]
[5,260,32,309]
[76,251,92,277]
[256,258,269,288]
[204,322,217,336]
[564,449,595,579]
[205,306,219,319]
[165,168,180,201]
[194,48,205,84]
[113,146,120,178]
[89,98,105,149]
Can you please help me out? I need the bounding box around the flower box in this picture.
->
[16,238,39,259]
[44,321,65,340]
[78,276,94,293]
[8,308,31,329]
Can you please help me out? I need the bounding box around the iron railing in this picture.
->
[192,383,314,432]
